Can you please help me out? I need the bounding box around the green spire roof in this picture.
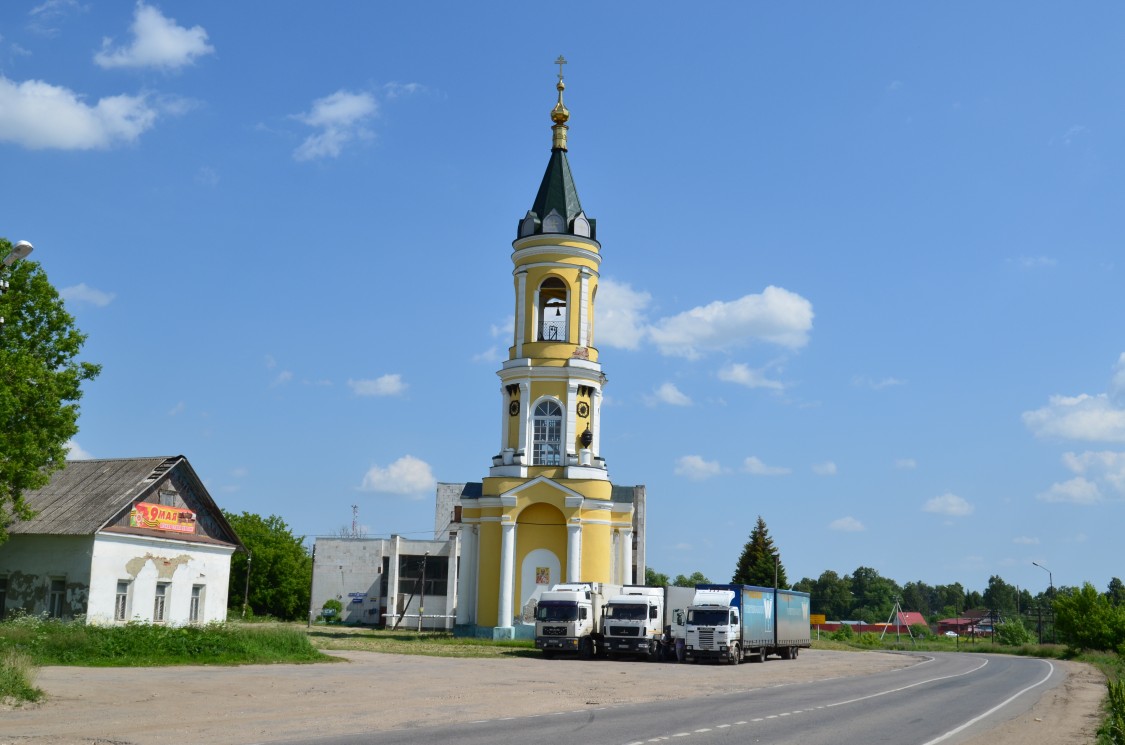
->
[531,148,584,229]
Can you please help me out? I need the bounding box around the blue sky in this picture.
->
[2,2,1123,598]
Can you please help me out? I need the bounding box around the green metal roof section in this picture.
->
[531,148,583,230]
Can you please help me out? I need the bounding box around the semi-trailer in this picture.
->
[683,584,811,664]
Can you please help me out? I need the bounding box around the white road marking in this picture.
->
[920,660,1056,745]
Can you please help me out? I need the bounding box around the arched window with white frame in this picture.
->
[538,277,568,342]
[532,399,563,466]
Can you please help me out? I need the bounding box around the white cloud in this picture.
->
[1017,256,1057,269]
[895,458,917,470]
[28,0,86,36]
[94,3,214,70]
[886,80,903,93]
[1061,450,1125,494]
[383,82,425,100]
[360,455,435,497]
[0,75,157,149]
[1037,476,1103,505]
[167,401,184,416]
[596,278,652,350]
[829,516,865,532]
[272,370,293,386]
[65,439,92,459]
[646,286,813,359]
[923,492,973,517]
[718,362,784,390]
[292,90,377,161]
[649,382,691,407]
[812,461,837,476]
[674,455,722,480]
[852,375,905,390]
[348,374,406,397]
[1023,393,1125,443]
[1013,536,1040,545]
[1060,124,1088,146]
[60,282,115,307]
[743,456,790,476]
[1112,353,1125,399]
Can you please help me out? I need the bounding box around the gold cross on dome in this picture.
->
[555,55,567,83]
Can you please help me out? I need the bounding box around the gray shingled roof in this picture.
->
[9,456,241,549]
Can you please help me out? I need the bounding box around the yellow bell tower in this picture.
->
[454,58,643,637]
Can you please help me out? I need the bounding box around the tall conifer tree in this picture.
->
[732,516,788,588]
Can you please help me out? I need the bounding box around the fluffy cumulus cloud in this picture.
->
[674,455,722,480]
[360,455,435,497]
[922,492,973,517]
[65,439,93,459]
[646,286,813,359]
[829,516,865,532]
[718,362,784,390]
[596,278,652,350]
[648,382,691,407]
[1037,477,1102,505]
[1061,450,1125,494]
[348,374,406,397]
[292,90,378,161]
[0,76,157,149]
[1023,354,1125,443]
[61,283,115,307]
[743,456,790,476]
[95,3,214,70]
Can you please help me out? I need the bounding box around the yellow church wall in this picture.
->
[515,503,567,602]
[475,520,501,627]
[580,521,613,581]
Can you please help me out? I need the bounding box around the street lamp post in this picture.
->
[1032,561,1054,644]
[1,240,34,329]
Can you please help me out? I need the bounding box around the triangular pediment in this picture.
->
[500,475,585,503]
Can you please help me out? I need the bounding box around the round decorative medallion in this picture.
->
[509,400,520,416]
[577,401,590,418]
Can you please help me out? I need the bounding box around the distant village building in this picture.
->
[0,456,242,625]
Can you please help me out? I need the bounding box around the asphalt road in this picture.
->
[281,653,1061,745]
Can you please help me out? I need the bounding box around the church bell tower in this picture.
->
[455,59,641,636]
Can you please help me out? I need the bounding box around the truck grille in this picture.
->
[609,625,640,637]
[542,626,567,636]
[698,629,715,648]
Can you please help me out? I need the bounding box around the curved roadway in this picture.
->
[289,652,1062,745]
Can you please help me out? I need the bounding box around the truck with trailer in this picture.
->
[683,584,811,664]
[534,582,622,658]
[601,585,696,661]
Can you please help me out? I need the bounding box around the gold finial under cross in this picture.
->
[555,55,567,83]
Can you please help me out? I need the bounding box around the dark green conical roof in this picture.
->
[531,148,583,228]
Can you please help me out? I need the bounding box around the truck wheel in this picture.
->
[648,646,661,662]
[792,646,800,659]
[753,648,766,663]
[729,643,740,665]
[780,647,791,660]
[579,637,594,660]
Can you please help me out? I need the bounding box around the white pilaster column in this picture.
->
[519,382,530,461]
[497,521,516,627]
[456,525,477,625]
[579,268,590,347]
[567,522,583,582]
[566,382,579,459]
[619,528,633,585]
[498,387,508,453]
[593,387,603,456]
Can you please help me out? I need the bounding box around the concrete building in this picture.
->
[0,456,242,625]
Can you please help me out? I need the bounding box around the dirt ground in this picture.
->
[0,650,1106,745]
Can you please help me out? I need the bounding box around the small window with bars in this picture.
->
[153,582,169,623]
[49,578,66,618]
[115,581,130,622]
[189,585,204,624]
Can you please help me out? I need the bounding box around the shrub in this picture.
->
[910,623,933,640]
[0,649,43,703]
[829,624,854,641]
[321,599,344,623]
[995,620,1033,646]
[1100,678,1125,745]
[1054,583,1125,652]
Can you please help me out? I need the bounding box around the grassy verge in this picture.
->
[307,625,536,658]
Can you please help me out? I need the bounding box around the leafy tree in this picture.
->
[934,583,966,618]
[224,511,311,620]
[0,240,100,543]
[673,571,710,587]
[849,566,900,623]
[982,575,1019,617]
[1054,582,1125,652]
[901,580,934,617]
[798,570,853,620]
[732,516,788,588]
[1107,577,1125,607]
[645,567,670,587]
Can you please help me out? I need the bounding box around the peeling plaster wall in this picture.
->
[0,535,94,618]
[87,533,235,625]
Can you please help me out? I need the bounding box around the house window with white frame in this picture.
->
[153,582,169,623]
[48,578,65,618]
[532,399,563,466]
[115,581,131,622]
[189,585,204,623]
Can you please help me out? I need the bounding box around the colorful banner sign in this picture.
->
[129,502,197,533]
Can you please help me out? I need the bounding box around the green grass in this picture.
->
[0,648,42,704]
[306,625,537,658]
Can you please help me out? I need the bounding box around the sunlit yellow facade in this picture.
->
[454,64,642,636]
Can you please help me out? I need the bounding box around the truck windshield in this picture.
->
[536,602,578,622]
[605,604,647,620]
[687,608,731,626]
